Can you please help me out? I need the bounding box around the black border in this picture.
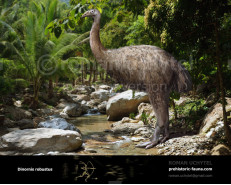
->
[0,155,230,184]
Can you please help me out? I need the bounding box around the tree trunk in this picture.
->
[84,64,88,79]
[31,77,40,109]
[72,79,75,87]
[105,72,109,83]
[89,64,93,86]
[93,63,98,82]
[215,72,220,100]
[101,71,104,81]
[48,79,53,98]
[81,69,84,85]
[215,21,231,146]
[55,76,59,87]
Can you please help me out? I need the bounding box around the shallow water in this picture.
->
[71,114,158,155]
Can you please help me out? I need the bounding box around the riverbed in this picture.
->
[70,114,158,155]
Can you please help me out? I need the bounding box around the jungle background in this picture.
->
[0,0,231,155]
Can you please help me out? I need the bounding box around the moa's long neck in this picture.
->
[90,15,107,65]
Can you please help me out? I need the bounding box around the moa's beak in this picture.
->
[81,11,89,18]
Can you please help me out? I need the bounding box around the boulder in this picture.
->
[61,103,83,117]
[211,144,231,155]
[36,109,54,117]
[111,117,144,134]
[3,118,17,128]
[98,101,107,114]
[38,118,80,133]
[0,128,82,153]
[17,119,35,129]
[75,94,90,102]
[200,98,231,135]
[106,90,150,121]
[91,90,110,102]
[4,106,32,121]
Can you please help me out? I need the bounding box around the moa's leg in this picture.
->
[136,92,170,149]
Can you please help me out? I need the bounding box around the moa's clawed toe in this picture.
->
[136,141,152,148]
[136,141,158,149]
[159,135,169,144]
[145,141,159,149]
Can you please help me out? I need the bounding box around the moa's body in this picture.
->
[82,9,192,149]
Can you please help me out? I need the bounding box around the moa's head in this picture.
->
[82,9,100,18]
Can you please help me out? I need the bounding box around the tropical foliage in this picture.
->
[0,0,231,144]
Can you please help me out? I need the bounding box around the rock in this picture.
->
[36,109,54,116]
[75,94,90,102]
[211,144,231,155]
[99,85,111,91]
[85,148,97,153]
[14,100,22,108]
[17,119,35,129]
[175,96,191,106]
[24,88,31,93]
[56,102,70,109]
[111,118,144,134]
[98,101,107,114]
[71,85,95,95]
[86,99,102,108]
[134,126,154,138]
[0,128,82,153]
[60,112,70,119]
[205,128,216,138]
[3,118,17,128]
[22,96,33,106]
[4,106,32,121]
[87,108,99,115]
[205,93,217,107]
[200,98,231,134]
[61,103,83,117]
[131,136,145,142]
[106,90,150,121]
[155,135,214,155]
[0,126,10,138]
[135,103,155,124]
[38,118,80,132]
[33,117,46,128]
[80,104,89,114]
[91,90,110,102]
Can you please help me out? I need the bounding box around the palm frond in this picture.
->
[24,11,36,57]
[71,31,90,45]
[47,0,58,25]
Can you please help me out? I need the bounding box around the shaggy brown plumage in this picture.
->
[82,9,192,149]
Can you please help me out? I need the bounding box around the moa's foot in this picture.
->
[136,141,158,149]
[159,135,169,144]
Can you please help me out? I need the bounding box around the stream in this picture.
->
[70,114,158,155]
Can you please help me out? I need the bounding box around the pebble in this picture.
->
[155,135,214,155]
